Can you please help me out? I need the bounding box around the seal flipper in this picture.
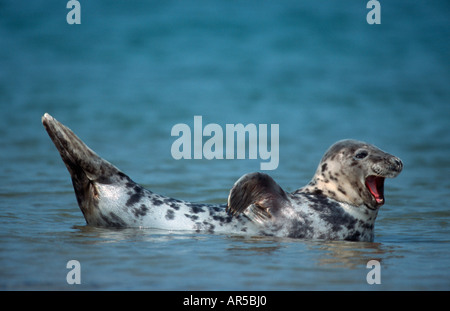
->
[42,113,127,224]
[226,172,289,224]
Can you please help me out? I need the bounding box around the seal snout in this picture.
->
[371,154,403,179]
[365,154,402,208]
[390,156,403,174]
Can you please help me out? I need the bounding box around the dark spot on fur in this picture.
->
[212,215,233,224]
[163,198,182,210]
[305,192,340,211]
[185,213,199,221]
[133,204,148,217]
[165,209,175,220]
[327,190,336,197]
[344,231,362,241]
[117,172,129,179]
[203,221,215,233]
[329,172,338,181]
[358,219,374,230]
[287,218,313,239]
[321,163,328,172]
[117,172,135,186]
[313,188,323,195]
[126,185,144,207]
[189,204,205,214]
[170,202,181,210]
[126,192,143,207]
[99,212,127,228]
[96,175,113,184]
[319,205,357,233]
[210,205,226,212]
[151,197,163,206]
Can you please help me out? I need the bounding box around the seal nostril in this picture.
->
[392,158,402,170]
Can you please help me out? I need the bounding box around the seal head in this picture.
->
[301,139,403,210]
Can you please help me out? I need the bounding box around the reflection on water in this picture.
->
[311,241,401,269]
[224,234,401,269]
[71,225,209,244]
[68,226,401,271]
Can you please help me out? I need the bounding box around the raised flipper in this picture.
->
[42,113,130,223]
[226,172,289,224]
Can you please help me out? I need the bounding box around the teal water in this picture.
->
[0,0,449,290]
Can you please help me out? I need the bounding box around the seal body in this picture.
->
[42,113,402,242]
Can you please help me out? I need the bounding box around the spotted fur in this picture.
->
[42,114,402,242]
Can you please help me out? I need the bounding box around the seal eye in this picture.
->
[354,150,368,160]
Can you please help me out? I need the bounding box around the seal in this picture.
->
[42,113,403,241]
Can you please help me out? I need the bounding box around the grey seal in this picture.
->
[42,113,402,241]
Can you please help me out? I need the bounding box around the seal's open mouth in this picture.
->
[365,176,385,205]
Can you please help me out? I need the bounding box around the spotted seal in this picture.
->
[42,113,403,241]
